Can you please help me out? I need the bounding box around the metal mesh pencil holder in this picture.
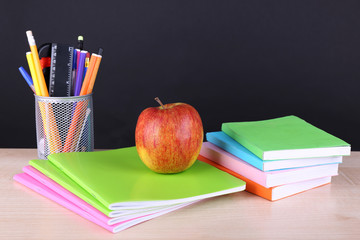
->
[35,94,94,159]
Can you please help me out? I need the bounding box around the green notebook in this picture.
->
[222,115,351,160]
[31,147,245,211]
[29,159,112,216]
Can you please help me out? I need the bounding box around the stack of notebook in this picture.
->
[13,147,246,233]
[199,116,351,201]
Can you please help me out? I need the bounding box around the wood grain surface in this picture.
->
[0,149,359,240]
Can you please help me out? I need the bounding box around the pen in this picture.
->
[74,50,87,96]
[77,36,84,50]
[18,66,35,93]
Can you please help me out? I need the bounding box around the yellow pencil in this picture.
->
[26,52,41,95]
[26,30,49,97]
[26,31,61,154]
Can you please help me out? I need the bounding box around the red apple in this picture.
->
[135,97,203,173]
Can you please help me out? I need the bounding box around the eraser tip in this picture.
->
[26,30,33,37]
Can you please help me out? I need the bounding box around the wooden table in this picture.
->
[0,149,359,240]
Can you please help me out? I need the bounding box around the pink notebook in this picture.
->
[22,166,189,223]
[13,172,197,233]
[200,142,339,188]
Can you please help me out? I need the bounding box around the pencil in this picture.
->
[18,66,35,93]
[26,52,41,95]
[26,31,49,97]
[79,54,97,96]
[26,32,61,154]
[86,51,102,94]
[63,49,103,152]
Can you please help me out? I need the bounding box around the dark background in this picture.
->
[1,1,359,150]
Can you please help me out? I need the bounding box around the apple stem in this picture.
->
[154,97,166,109]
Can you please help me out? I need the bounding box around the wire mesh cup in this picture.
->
[34,94,94,159]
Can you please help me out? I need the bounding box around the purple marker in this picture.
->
[74,50,87,96]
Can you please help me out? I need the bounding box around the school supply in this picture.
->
[13,172,197,233]
[79,54,97,95]
[22,166,196,219]
[18,67,35,93]
[35,94,94,158]
[26,52,41,95]
[71,49,77,95]
[84,52,90,77]
[77,35,84,50]
[198,155,332,201]
[62,49,103,152]
[222,116,351,160]
[206,132,342,171]
[200,142,338,188]
[30,147,246,211]
[26,31,48,97]
[86,51,102,94]
[49,43,74,97]
[38,43,52,88]
[200,116,351,201]
[74,50,87,96]
[20,30,103,158]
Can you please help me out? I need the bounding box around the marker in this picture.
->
[26,31,49,97]
[74,50,87,96]
[18,66,35,93]
[71,49,77,95]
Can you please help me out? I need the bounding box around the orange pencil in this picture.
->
[63,49,102,152]
[86,54,102,94]
[62,101,88,152]
[79,54,97,96]
[63,54,95,152]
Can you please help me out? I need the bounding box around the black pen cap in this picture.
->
[97,48,103,56]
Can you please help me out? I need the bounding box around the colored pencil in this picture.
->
[86,54,102,94]
[26,31,49,97]
[18,66,35,93]
[26,52,41,95]
[79,54,97,96]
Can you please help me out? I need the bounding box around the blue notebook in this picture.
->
[206,132,342,171]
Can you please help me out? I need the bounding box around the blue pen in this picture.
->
[18,66,35,93]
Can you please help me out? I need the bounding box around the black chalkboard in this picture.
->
[1,1,359,149]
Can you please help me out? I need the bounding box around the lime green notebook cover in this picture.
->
[41,147,245,210]
[222,116,350,160]
[29,159,111,216]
